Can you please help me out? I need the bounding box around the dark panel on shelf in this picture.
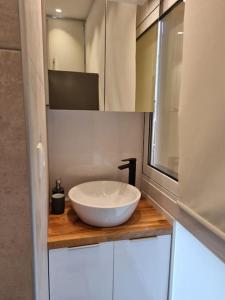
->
[48,70,99,110]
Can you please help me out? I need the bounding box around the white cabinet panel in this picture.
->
[49,242,113,300]
[170,223,225,300]
[114,235,171,300]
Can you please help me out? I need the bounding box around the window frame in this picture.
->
[149,114,178,182]
[142,1,184,198]
[143,113,179,197]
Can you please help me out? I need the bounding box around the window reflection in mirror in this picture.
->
[150,1,185,180]
[136,22,158,112]
[46,0,106,110]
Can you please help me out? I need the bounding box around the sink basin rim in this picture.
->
[68,180,141,209]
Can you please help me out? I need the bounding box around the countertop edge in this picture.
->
[48,227,172,249]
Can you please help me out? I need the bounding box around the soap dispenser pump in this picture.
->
[52,178,64,194]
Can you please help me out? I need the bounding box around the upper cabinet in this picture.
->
[45,0,180,112]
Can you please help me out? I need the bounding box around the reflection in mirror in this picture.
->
[46,0,106,110]
[136,22,157,112]
[135,0,159,112]
[45,0,161,112]
[105,0,137,112]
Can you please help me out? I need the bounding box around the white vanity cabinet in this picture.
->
[49,242,113,300]
[113,235,171,300]
[49,236,171,300]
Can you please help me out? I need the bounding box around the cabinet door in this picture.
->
[49,242,113,300]
[114,235,171,300]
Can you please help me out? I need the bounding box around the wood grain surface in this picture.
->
[48,198,172,249]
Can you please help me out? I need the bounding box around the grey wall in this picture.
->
[0,0,34,299]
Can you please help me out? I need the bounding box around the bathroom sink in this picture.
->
[68,181,141,227]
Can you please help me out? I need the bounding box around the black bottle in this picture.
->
[52,179,64,194]
[51,179,65,214]
[51,193,65,214]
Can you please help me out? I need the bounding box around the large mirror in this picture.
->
[45,0,160,112]
[46,0,106,110]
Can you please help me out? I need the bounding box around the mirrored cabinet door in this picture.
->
[105,0,184,113]
[105,0,159,112]
[46,0,106,110]
[105,0,136,111]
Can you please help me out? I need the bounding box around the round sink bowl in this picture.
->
[68,181,141,227]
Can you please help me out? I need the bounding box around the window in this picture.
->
[149,2,185,181]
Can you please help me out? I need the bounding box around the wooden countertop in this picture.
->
[48,198,172,249]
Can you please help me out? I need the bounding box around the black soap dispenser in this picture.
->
[51,179,65,214]
[52,178,64,194]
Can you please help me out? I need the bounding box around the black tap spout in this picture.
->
[118,158,136,186]
[118,163,130,170]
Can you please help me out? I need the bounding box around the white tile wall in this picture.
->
[47,110,144,194]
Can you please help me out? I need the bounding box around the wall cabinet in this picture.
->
[49,236,171,300]
[46,0,181,112]
[45,0,160,112]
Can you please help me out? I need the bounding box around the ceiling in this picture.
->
[46,0,94,19]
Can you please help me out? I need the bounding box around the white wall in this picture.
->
[47,110,144,194]
[47,18,85,72]
[170,223,225,300]
[19,0,49,299]
[85,0,106,111]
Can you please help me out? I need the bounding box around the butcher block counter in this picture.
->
[48,198,172,249]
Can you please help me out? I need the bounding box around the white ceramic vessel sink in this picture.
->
[68,181,141,227]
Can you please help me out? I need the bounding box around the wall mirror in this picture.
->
[45,0,161,112]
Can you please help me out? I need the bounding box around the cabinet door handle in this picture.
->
[129,236,157,242]
[68,243,99,250]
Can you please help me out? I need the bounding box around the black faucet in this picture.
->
[118,158,136,186]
